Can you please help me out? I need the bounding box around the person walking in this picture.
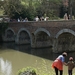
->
[66,57,75,75]
[52,52,67,75]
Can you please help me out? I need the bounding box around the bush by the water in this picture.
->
[17,67,37,75]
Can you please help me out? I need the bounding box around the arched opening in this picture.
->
[36,31,50,41]
[6,30,15,41]
[7,30,14,38]
[35,31,52,48]
[19,31,30,44]
[57,32,75,52]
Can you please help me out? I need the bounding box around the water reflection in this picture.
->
[0,58,12,75]
[0,42,75,75]
[2,42,59,60]
[1,42,75,61]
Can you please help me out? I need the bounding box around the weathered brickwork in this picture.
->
[2,20,75,53]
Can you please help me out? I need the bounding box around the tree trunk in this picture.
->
[69,0,73,19]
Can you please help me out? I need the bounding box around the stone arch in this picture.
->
[33,28,52,48]
[5,27,15,36]
[16,28,32,44]
[34,28,50,36]
[3,27,15,41]
[56,29,75,38]
[54,29,75,53]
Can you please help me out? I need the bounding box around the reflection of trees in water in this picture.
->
[57,32,75,51]
[0,58,12,75]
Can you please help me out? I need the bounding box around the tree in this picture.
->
[1,0,23,18]
[68,0,73,19]
[0,22,8,42]
[36,0,62,18]
[0,0,68,20]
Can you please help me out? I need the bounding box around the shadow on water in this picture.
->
[0,42,75,61]
[0,42,59,60]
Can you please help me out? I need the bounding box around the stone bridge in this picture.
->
[2,20,75,53]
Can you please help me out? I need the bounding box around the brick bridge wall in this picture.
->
[2,20,75,53]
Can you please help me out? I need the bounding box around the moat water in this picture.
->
[0,42,75,75]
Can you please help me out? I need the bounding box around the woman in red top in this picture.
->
[52,52,67,75]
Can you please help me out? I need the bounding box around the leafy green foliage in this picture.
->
[1,0,75,20]
[17,67,37,75]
